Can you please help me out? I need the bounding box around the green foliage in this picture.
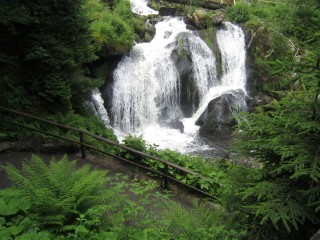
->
[0,155,248,239]
[100,175,168,239]
[0,188,33,240]
[161,200,246,240]
[0,110,118,155]
[113,0,134,21]
[221,2,320,238]
[2,155,109,232]
[83,0,135,52]
[120,135,220,194]
[232,88,320,238]
[0,0,98,112]
[226,3,250,23]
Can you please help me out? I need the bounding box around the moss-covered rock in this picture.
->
[171,33,200,117]
[198,27,222,77]
[133,16,156,43]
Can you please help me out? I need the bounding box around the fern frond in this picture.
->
[3,154,109,232]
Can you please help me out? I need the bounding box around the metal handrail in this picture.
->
[0,106,216,199]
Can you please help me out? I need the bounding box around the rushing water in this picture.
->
[109,18,247,154]
[130,0,158,15]
[90,89,110,126]
[92,1,248,155]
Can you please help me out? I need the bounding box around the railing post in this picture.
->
[79,132,86,159]
[163,163,169,189]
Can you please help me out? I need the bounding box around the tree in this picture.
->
[0,0,98,112]
[231,0,320,239]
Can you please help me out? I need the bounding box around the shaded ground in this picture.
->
[0,150,203,209]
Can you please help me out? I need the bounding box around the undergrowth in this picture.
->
[0,154,245,239]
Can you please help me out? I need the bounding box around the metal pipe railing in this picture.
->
[0,106,217,200]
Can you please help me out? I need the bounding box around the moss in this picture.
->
[203,30,214,50]
[199,28,222,76]
[92,62,110,87]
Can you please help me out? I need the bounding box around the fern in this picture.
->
[2,154,109,232]
[161,200,245,240]
[241,179,315,232]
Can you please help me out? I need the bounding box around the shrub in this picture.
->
[2,155,109,233]
[226,3,250,23]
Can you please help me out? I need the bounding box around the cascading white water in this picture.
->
[111,19,248,154]
[130,0,158,15]
[111,18,218,140]
[89,0,249,155]
[190,22,248,123]
[90,89,110,126]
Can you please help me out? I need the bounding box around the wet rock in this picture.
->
[101,55,123,120]
[159,7,177,16]
[135,18,156,43]
[212,10,225,25]
[187,9,225,29]
[196,93,242,137]
[171,33,200,117]
[166,119,184,133]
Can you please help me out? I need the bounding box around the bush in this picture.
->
[84,0,135,52]
[2,155,109,233]
[226,3,250,23]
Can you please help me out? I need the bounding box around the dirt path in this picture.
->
[0,151,201,209]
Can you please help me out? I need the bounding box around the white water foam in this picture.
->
[130,0,158,15]
[91,89,110,126]
[98,1,248,154]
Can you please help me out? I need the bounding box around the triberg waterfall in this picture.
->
[99,2,248,156]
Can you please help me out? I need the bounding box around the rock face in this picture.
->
[187,9,225,29]
[196,93,241,137]
[171,33,200,117]
[159,7,177,16]
[134,19,156,43]
[101,56,123,118]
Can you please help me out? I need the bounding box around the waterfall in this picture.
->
[110,19,247,153]
[90,89,110,126]
[92,0,249,154]
[111,18,219,135]
[191,22,248,122]
[130,0,158,15]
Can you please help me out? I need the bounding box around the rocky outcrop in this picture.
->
[171,33,200,117]
[247,90,275,111]
[158,0,232,10]
[159,7,177,16]
[196,92,247,137]
[101,56,123,118]
[198,28,222,76]
[244,25,282,100]
[134,18,156,43]
[187,9,225,29]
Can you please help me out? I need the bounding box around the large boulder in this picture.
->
[196,92,247,137]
